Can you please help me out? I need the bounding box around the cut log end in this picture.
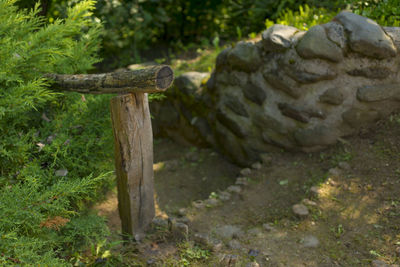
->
[156,65,174,91]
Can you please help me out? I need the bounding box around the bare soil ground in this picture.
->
[95,115,400,266]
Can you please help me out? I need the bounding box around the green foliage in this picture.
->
[178,242,210,266]
[265,4,337,31]
[347,0,400,26]
[0,0,115,265]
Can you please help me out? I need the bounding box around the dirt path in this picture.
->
[95,116,400,266]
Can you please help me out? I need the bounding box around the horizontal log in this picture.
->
[45,65,174,94]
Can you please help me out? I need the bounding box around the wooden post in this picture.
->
[110,93,155,237]
[45,65,174,238]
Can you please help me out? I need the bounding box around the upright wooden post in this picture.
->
[110,93,155,237]
[45,65,174,238]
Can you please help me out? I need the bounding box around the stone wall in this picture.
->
[150,11,400,166]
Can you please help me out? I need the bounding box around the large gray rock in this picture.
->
[347,67,392,79]
[174,72,209,95]
[319,87,344,105]
[323,21,346,48]
[294,126,339,148]
[227,42,262,72]
[296,25,343,62]
[334,11,397,58]
[342,107,380,128]
[282,59,337,84]
[216,107,249,138]
[242,82,267,105]
[263,69,301,99]
[357,84,400,102]
[384,27,400,51]
[223,94,249,117]
[262,24,299,52]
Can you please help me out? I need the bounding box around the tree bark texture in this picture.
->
[45,65,173,94]
[110,93,155,237]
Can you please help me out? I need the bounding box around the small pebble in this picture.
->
[251,162,262,170]
[246,262,260,267]
[395,246,400,257]
[262,223,275,232]
[338,161,351,170]
[235,177,248,186]
[240,168,251,176]
[260,153,272,165]
[228,239,242,250]
[192,200,205,209]
[152,217,168,228]
[178,208,187,216]
[302,198,317,207]
[227,185,242,194]
[248,249,259,257]
[219,191,231,201]
[220,254,238,266]
[303,235,319,248]
[310,186,321,197]
[328,167,341,177]
[371,260,390,267]
[292,204,309,217]
[177,216,190,224]
[146,258,156,266]
[171,222,188,241]
[194,233,209,246]
[204,198,220,207]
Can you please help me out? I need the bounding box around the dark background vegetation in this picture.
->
[1,0,399,265]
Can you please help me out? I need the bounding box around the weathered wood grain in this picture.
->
[110,93,155,237]
[45,65,173,94]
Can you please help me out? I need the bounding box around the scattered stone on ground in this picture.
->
[178,208,186,216]
[235,177,248,186]
[260,153,273,165]
[338,161,351,170]
[302,235,320,248]
[204,198,220,207]
[218,191,231,201]
[240,168,252,176]
[302,199,317,207]
[152,217,168,228]
[371,259,390,267]
[176,216,190,224]
[262,223,275,232]
[227,185,242,194]
[396,246,400,257]
[215,225,243,240]
[328,167,342,177]
[310,186,321,197]
[219,254,239,266]
[251,162,262,170]
[292,204,309,217]
[170,221,188,241]
[228,239,242,250]
[194,232,209,246]
[192,200,205,209]
[246,261,260,267]
[247,228,263,238]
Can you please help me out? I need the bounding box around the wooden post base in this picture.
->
[110,93,155,238]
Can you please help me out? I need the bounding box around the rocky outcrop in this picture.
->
[150,11,400,166]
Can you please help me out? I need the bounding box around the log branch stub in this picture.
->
[45,65,174,94]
